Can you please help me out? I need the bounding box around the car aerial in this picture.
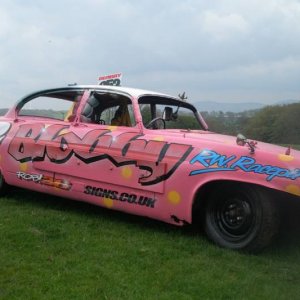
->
[0,84,299,252]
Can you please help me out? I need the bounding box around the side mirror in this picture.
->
[236,133,257,154]
[236,133,247,146]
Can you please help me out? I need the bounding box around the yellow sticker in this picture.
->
[20,162,28,172]
[286,185,300,196]
[278,154,294,162]
[103,197,114,208]
[107,126,118,131]
[167,190,181,205]
[57,128,69,136]
[121,167,133,179]
[153,136,164,142]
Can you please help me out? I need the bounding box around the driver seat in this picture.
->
[81,96,100,123]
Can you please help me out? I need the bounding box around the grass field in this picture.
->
[1,188,300,299]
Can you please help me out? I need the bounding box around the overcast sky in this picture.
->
[1,0,300,107]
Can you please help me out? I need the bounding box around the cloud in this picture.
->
[0,0,299,107]
[0,8,11,38]
[201,11,250,41]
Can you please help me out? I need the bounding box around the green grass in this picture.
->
[1,189,300,300]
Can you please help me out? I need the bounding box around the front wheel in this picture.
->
[204,183,279,252]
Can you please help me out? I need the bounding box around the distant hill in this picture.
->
[193,101,265,113]
[0,109,8,116]
[275,99,300,106]
[193,99,300,113]
[0,99,299,116]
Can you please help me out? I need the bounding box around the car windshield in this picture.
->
[138,95,203,130]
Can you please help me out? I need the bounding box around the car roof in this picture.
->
[6,85,181,117]
[55,85,176,99]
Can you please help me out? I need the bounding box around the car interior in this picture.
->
[80,92,134,126]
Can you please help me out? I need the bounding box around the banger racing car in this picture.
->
[0,85,299,252]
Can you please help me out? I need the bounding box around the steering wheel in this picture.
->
[146,117,166,129]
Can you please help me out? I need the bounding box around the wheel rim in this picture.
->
[214,195,255,241]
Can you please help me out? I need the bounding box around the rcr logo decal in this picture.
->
[16,171,42,182]
[16,171,72,190]
[9,124,193,186]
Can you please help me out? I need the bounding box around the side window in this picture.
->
[102,104,135,126]
[139,103,151,126]
[81,93,136,127]
[156,104,199,129]
[138,96,201,130]
[18,92,83,121]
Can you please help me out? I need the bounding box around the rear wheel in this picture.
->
[204,183,279,252]
[0,171,8,196]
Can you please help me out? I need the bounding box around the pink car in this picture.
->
[0,85,299,252]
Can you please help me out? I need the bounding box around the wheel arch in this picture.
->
[191,179,287,225]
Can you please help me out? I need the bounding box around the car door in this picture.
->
[47,90,166,194]
[5,88,86,191]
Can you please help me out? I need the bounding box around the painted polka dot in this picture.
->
[20,162,28,172]
[278,154,294,162]
[286,185,300,196]
[167,190,181,205]
[107,126,118,131]
[58,129,69,136]
[103,197,114,208]
[121,167,133,179]
[153,136,164,142]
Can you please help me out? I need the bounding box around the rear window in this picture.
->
[18,91,83,121]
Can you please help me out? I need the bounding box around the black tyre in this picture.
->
[204,183,279,252]
[0,171,8,196]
